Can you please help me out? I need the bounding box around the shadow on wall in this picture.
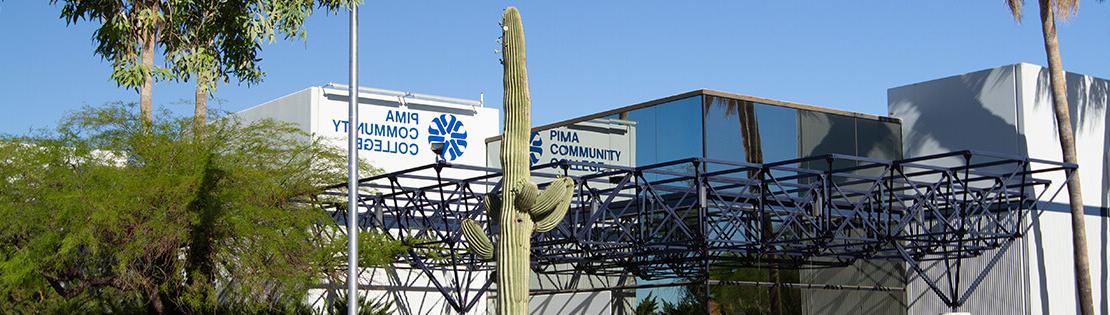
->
[1033,70,1108,138]
[888,65,1032,315]
[1097,75,1109,315]
[1035,68,1110,315]
[889,65,1029,159]
[889,64,1110,315]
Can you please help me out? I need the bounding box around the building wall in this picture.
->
[889,64,1030,315]
[487,92,906,314]
[888,63,1110,315]
[237,87,315,135]
[237,86,497,315]
[1017,63,1109,315]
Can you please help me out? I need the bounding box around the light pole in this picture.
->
[346,1,359,314]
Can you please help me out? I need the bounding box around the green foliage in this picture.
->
[635,292,660,315]
[51,0,172,90]
[659,285,708,315]
[166,0,356,95]
[0,103,398,313]
[708,266,802,315]
[50,0,357,91]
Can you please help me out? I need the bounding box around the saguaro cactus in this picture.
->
[460,7,575,314]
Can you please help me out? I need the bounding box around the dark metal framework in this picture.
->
[315,150,1074,314]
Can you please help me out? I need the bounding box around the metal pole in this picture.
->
[346,1,359,314]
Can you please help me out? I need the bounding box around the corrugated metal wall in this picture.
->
[905,238,1029,315]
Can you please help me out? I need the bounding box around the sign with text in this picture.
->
[489,118,637,179]
[318,98,497,173]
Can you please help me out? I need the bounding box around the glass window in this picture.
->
[704,96,798,166]
[856,119,902,161]
[624,95,703,167]
[704,96,748,164]
[755,104,799,163]
[654,96,704,163]
[798,111,858,178]
[799,111,856,158]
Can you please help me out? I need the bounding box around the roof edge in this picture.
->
[486,89,896,143]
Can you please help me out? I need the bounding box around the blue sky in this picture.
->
[1,1,1108,135]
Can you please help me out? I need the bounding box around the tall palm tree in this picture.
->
[1006,1,1093,314]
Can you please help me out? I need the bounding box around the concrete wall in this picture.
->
[889,63,1110,315]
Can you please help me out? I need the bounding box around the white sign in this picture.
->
[316,96,497,173]
[488,118,636,178]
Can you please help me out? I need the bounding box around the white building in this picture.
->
[236,63,1109,315]
[238,85,499,314]
[238,85,629,315]
[237,84,497,171]
[889,63,1109,315]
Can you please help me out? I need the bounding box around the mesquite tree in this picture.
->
[460,7,576,314]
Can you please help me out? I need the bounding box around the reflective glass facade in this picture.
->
[485,90,905,314]
[487,91,902,174]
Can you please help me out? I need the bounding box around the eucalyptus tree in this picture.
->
[51,0,173,130]
[1005,1,1094,313]
[166,0,354,135]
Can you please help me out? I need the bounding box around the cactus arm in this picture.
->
[461,219,494,259]
[483,194,501,223]
[527,177,573,218]
[532,185,573,233]
[512,179,539,212]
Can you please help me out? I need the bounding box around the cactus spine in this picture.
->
[459,7,575,314]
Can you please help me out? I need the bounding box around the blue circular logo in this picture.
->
[428,114,468,161]
[529,131,543,165]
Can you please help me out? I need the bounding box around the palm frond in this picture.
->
[1054,0,1079,19]
[1007,0,1023,21]
[1006,0,1082,22]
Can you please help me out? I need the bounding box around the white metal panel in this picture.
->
[888,64,1029,315]
[889,63,1109,315]
[888,64,1023,159]
[236,88,314,134]
[1017,63,1109,315]
[529,292,615,315]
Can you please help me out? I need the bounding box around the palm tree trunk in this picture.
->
[1037,1,1094,314]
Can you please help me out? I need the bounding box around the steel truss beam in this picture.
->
[313,150,1074,313]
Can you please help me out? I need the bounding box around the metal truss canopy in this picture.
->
[315,150,1075,313]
